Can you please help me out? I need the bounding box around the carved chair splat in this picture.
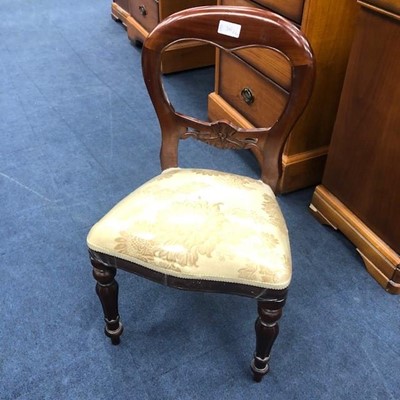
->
[87,6,314,381]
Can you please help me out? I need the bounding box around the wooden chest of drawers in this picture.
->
[112,0,131,25]
[310,0,400,294]
[208,0,359,192]
[112,0,217,74]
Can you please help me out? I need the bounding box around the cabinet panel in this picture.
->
[311,1,400,293]
[322,6,400,254]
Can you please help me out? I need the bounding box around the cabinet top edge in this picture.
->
[358,0,400,19]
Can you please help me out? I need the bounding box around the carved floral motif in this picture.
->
[183,120,261,149]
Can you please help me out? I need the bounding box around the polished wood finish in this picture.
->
[91,6,315,381]
[255,0,304,23]
[310,187,400,294]
[208,0,359,192]
[115,0,129,10]
[218,53,289,130]
[310,1,400,294]
[92,259,123,344]
[130,0,159,33]
[125,0,216,73]
[111,0,130,25]
[252,302,283,382]
[234,47,292,91]
[142,6,314,191]
[90,249,289,301]
[360,0,400,17]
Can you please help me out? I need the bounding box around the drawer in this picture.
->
[160,0,217,20]
[221,0,304,24]
[220,0,295,90]
[219,52,288,128]
[256,0,304,23]
[129,0,159,32]
[234,48,292,91]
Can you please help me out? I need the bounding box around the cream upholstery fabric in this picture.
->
[87,168,292,289]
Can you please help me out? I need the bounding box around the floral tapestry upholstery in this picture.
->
[87,168,292,290]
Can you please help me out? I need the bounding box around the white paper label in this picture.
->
[217,20,241,38]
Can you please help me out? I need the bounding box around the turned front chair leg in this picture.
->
[251,301,283,382]
[91,259,123,345]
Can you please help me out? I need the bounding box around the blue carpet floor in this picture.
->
[1,1,399,399]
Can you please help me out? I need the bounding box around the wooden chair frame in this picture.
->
[90,6,314,382]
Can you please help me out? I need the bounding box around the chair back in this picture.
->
[141,6,315,192]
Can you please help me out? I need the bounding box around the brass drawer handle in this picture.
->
[241,87,254,105]
[139,5,147,16]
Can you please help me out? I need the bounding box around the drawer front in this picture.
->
[129,0,159,32]
[256,0,304,23]
[233,47,292,91]
[219,52,288,128]
[160,0,217,20]
[221,0,304,24]
[220,0,293,90]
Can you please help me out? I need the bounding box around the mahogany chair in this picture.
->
[87,6,314,381]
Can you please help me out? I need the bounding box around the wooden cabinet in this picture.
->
[310,0,400,294]
[111,0,131,25]
[120,0,217,73]
[208,0,359,193]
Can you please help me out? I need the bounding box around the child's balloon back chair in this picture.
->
[87,6,315,381]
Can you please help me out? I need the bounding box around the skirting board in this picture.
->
[207,92,327,193]
[310,185,400,294]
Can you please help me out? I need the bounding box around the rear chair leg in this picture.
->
[91,259,123,345]
[251,301,283,382]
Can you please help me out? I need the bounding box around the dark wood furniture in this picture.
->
[310,0,400,294]
[208,0,359,193]
[112,0,217,73]
[88,6,315,381]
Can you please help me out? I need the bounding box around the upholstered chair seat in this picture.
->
[88,168,291,289]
